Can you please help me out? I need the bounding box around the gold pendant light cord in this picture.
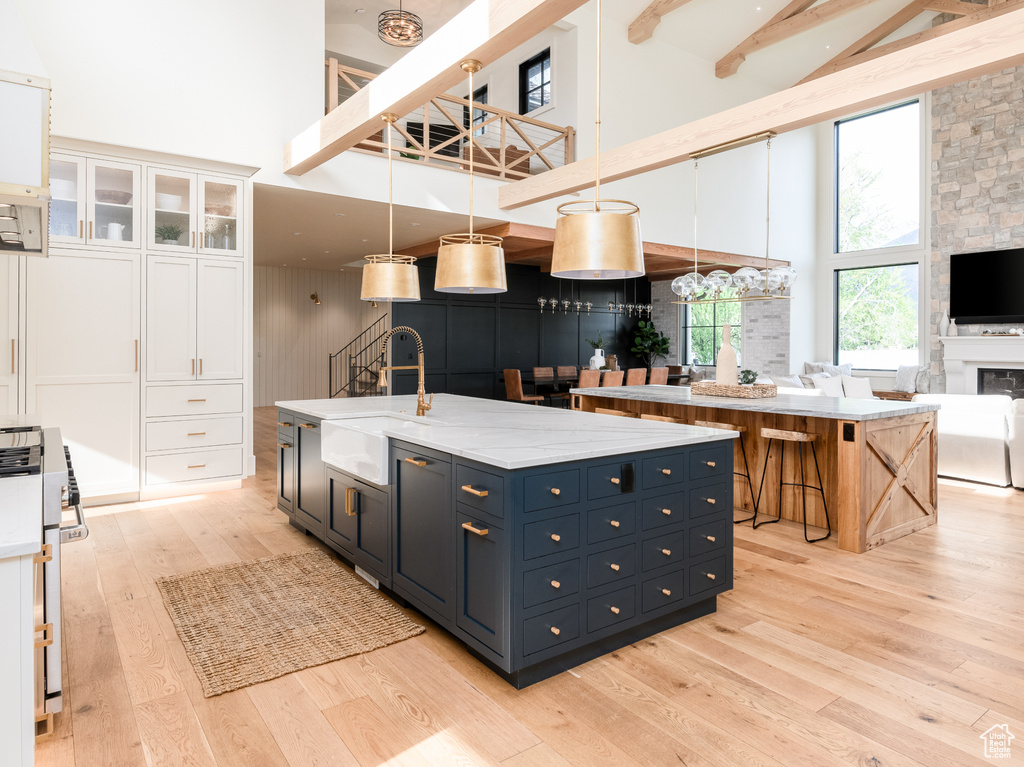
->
[469,65,475,236]
[387,116,394,257]
[693,158,699,280]
[595,0,602,208]
[765,135,771,274]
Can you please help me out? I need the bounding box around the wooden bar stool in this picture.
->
[695,419,756,524]
[753,427,831,543]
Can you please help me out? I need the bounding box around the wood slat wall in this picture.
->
[253,266,384,406]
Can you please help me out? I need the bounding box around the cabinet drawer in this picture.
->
[641,491,687,531]
[456,464,505,520]
[146,416,242,451]
[276,410,296,441]
[689,483,730,520]
[641,529,688,572]
[145,446,243,485]
[587,461,635,500]
[689,555,728,597]
[523,559,580,609]
[587,585,636,633]
[641,569,688,613]
[586,543,636,589]
[523,604,580,657]
[587,501,635,544]
[642,452,687,490]
[523,515,580,560]
[523,468,579,512]
[690,444,731,482]
[689,518,729,558]
[146,383,242,417]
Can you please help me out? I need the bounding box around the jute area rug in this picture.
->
[156,549,424,697]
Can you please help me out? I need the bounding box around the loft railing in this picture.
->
[326,58,575,180]
[329,314,388,399]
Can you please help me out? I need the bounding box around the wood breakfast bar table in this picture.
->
[570,385,941,553]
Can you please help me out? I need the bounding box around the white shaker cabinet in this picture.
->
[49,154,142,249]
[197,259,244,380]
[148,170,243,258]
[0,255,19,415]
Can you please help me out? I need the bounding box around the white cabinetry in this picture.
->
[48,154,142,249]
[0,255,19,415]
[148,169,243,257]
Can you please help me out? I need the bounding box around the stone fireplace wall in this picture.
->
[930,65,1024,392]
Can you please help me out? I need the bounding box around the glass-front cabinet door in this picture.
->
[87,159,141,248]
[49,154,87,245]
[148,168,196,251]
[198,176,242,257]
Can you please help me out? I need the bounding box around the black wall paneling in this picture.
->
[393,260,652,400]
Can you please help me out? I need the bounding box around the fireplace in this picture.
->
[978,368,1024,399]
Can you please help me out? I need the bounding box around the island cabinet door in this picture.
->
[327,470,391,587]
[456,512,508,660]
[277,437,294,516]
[392,444,454,623]
[294,419,326,537]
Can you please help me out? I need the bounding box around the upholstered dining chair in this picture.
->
[556,365,577,377]
[625,368,647,386]
[602,370,625,387]
[504,369,544,405]
[578,368,602,388]
[648,367,669,385]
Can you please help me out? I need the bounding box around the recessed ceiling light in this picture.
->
[302,257,307,260]
[410,222,420,227]
[362,238,369,242]
[324,250,330,254]
[336,213,345,217]
[355,8,365,12]
[293,232,302,236]
[825,45,831,49]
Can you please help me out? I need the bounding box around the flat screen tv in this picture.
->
[949,247,1024,324]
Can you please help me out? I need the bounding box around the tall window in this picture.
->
[834,264,919,370]
[682,294,741,367]
[519,49,551,114]
[835,101,920,253]
[463,85,488,136]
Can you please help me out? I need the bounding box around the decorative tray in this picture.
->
[690,381,778,399]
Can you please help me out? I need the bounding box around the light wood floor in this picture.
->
[38,406,1024,767]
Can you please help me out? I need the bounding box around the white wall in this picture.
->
[0,0,46,75]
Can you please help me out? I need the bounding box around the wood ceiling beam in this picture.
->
[716,0,877,78]
[282,0,588,175]
[628,0,698,45]
[499,6,1024,209]
[923,0,984,13]
[802,0,1023,82]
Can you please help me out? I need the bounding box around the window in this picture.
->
[682,294,741,367]
[519,49,551,114]
[835,101,920,253]
[834,264,919,370]
[463,85,488,136]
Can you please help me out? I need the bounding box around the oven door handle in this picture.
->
[60,503,89,543]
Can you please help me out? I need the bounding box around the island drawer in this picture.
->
[689,556,728,597]
[689,483,730,520]
[689,518,729,557]
[641,491,687,530]
[587,501,636,544]
[587,585,636,633]
[641,569,688,613]
[146,416,242,452]
[523,559,580,609]
[523,468,580,512]
[523,604,580,657]
[642,453,687,490]
[456,464,505,520]
[587,460,636,500]
[586,543,636,589]
[147,383,242,417]
[690,444,732,482]
[641,529,688,572]
[523,514,580,560]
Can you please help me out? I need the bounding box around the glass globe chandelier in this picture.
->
[378,2,423,47]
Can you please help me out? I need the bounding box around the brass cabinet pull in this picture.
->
[299,423,317,429]
[34,623,53,649]
[192,358,195,376]
[461,485,488,498]
[187,464,206,469]
[187,432,206,437]
[550,487,561,495]
[704,460,717,468]
[187,398,206,403]
[610,477,620,485]
[199,358,203,376]
[33,544,52,565]
[609,520,620,528]
[89,221,93,239]
[345,487,358,517]
[661,468,671,475]
[706,497,716,505]
[277,422,292,427]
[550,533,561,542]
[661,588,672,596]
[706,535,716,543]
[78,219,83,238]
[661,508,672,516]
[134,339,138,372]
[550,580,561,589]
[661,548,671,556]
[404,457,426,467]
[191,231,195,247]
[609,563,620,571]
[550,627,560,636]
[706,572,717,580]
[610,606,620,615]
[462,522,489,537]
[277,442,291,449]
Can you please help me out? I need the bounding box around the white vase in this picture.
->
[589,348,605,370]
[949,318,958,337]
[938,309,950,337]
[715,324,739,386]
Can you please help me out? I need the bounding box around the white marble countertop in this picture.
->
[0,475,43,559]
[570,385,941,421]
[276,394,735,470]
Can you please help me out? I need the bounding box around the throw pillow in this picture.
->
[842,375,874,399]
[812,375,845,398]
[799,372,833,388]
[687,366,707,382]
[893,365,918,393]
[804,361,854,377]
[915,367,930,394]
[771,374,804,389]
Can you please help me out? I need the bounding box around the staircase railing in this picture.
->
[329,315,389,398]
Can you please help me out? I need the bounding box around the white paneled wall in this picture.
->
[253,266,385,406]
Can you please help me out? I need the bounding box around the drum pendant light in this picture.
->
[361,114,421,303]
[435,60,507,294]
[550,0,643,280]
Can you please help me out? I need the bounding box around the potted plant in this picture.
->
[739,369,758,385]
[155,224,183,244]
[585,331,606,370]
[631,319,670,369]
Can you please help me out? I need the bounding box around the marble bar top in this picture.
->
[276,394,735,470]
[570,385,941,421]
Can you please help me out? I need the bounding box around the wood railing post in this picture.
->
[499,116,508,179]
[327,58,339,114]
[564,127,575,166]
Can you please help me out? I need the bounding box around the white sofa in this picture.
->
[911,394,1014,487]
